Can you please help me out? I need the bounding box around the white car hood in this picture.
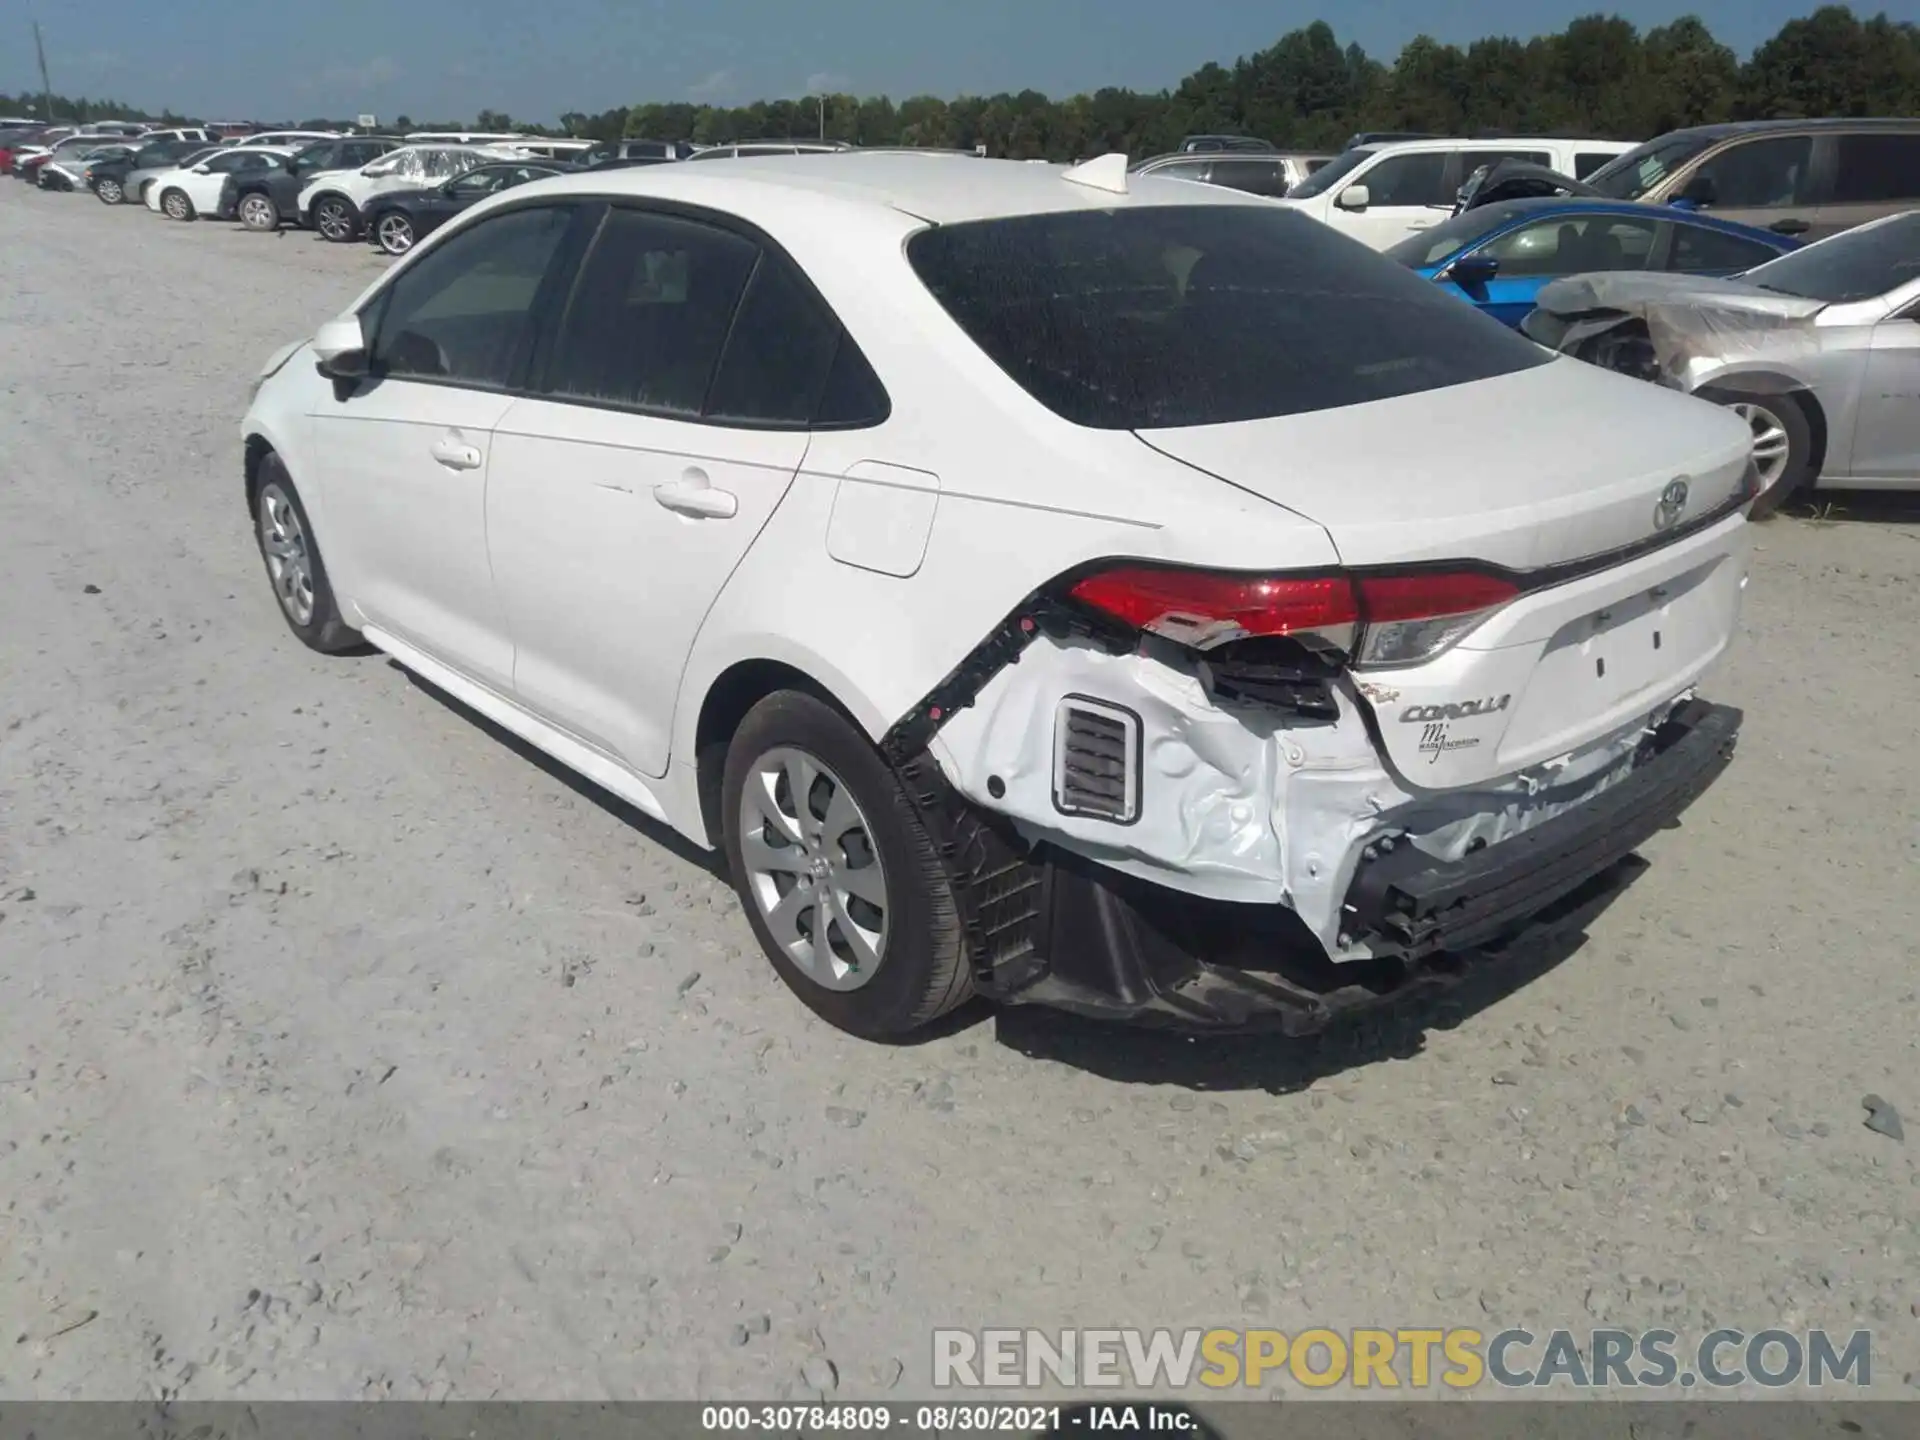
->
[1136,357,1754,571]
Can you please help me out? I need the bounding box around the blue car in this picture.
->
[1385,198,1802,328]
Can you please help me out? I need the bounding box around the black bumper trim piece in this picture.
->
[1343,698,1741,957]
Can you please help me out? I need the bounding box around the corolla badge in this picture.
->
[1653,478,1690,532]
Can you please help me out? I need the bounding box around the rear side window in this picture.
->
[907,204,1550,430]
[542,208,758,414]
[371,205,574,389]
[1207,159,1292,196]
[1667,223,1782,274]
[1831,133,1920,204]
[705,255,886,426]
[1480,213,1659,276]
[1574,151,1618,179]
[1689,135,1815,207]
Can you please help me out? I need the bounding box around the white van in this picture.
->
[1277,136,1635,248]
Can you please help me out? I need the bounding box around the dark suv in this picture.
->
[1586,118,1920,241]
[225,136,402,231]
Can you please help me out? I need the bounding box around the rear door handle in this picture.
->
[653,470,737,519]
[429,437,483,471]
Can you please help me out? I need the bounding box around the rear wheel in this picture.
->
[374,211,416,256]
[1702,387,1813,520]
[237,192,279,231]
[160,188,193,221]
[94,177,124,204]
[721,690,972,1040]
[312,194,358,242]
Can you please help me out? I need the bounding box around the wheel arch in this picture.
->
[1693,367,1829,480]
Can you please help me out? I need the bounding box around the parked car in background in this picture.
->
[504,138,593,162]
[241,154,1753,1040]
[402,131,530,146]
[1131,150,1329,197]
[298,144,525,240]
[227,129,338,149]
[1177,135,1277,154]
[1280,136,1637,248]
[1389,197,1800,326]
[117,144,224,207]
[1526,210,1920,515]
[88,139,208,202]
[142,127,213,146]
[360,159,573,253]
[580,138,693,165]
[1583,118,1920,243]
[226,136,404,231]
[37,140,137,190]
[15,132,130,185]
[147,145,295,220]
[685,139,853,160]
[1344,130,1440,149]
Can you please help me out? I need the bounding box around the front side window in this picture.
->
[1358,152,1449,207]
[1478,213,1659,276]
[1585,133,1715,200]
[1831,133,1920,204]
[907,204,1550,430]
[1688,135,1815,208]
[448,167,511,198]
[541,209,758,413]
[1667,223,1783,274]
[1207,159,1292,196]
[369,205,574,388]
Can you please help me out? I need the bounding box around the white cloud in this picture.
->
[687,67,737,100]
[318,55,402,92]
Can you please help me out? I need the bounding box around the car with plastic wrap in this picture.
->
[359,159,575,254]
[298,143,525,241]
[35,139,137,190]
[1388,197,1800,328]
[239,152,1756,1040]
[1525,209,1920,517]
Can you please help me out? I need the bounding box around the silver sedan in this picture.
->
[1525,210,1920,516]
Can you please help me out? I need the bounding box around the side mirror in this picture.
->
[312,315,370,381]
[1335,183,1370,212]
[1441,252,1499,287]
[192,163,212,174]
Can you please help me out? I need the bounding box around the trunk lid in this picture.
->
[1136,356,1753,571]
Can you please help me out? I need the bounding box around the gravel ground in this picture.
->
[2,186,1918,1405]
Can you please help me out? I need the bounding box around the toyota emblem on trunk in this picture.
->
[1653,478,1690,532]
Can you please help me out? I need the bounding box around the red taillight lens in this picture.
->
[1069,567,1359,649]
[1067,564,1518,667]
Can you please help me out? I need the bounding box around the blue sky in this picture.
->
[14,0,1822,124]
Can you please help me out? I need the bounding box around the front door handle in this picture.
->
[653,470,737,519]
[429,437,482,471]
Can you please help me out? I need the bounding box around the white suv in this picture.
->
[242,155,1754,1040]
[298,144,522,241]
[1278,136,1635,248]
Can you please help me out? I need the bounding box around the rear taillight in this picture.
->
[1067,564,1517,669]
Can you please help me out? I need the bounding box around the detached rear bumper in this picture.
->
[1341,698,1739,957]
[906,699,1740,1035]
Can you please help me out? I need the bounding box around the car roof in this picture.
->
[1650,117,1920,141]
[1462,196,1797,241]
[524,151,1257,225]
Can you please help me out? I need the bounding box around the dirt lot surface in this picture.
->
[2,187,1918,1404]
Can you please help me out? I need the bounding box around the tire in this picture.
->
[312,194,359,242]
[251,454,360,654]
[237,191,279,231]
[160,187,194,221]
[95,177,124,204]
[721,690,972,1040]
[1700,387,1814,520]
[373,211,416,256]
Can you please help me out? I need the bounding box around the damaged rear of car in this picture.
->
[872,202,1756,1034]
[1523,210,1920,516]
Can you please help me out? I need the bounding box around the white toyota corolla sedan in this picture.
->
[242,152,1757,1040]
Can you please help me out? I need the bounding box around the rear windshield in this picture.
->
[906,204,1551,430]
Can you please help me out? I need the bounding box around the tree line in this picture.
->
[8,6,1918,159]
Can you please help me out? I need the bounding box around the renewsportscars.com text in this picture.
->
[932,1327,1873,1391]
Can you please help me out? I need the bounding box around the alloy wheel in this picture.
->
[736,746,889,992]
[257,482,316,626]
[162,191,189,220]
[315,200,352,241]
[96,179,122,203]
[1731,401,1791,492]
[376,213,414,255]
[239,194,275,230]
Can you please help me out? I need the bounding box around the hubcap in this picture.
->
[258,483,315,626]
[242,196,272,227]
[164,194,186,219]
[1731,401,1791,491]
[317,202,349,239]
[99,180,121,202]
[737,747,888,992]
[378,215,413,253]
